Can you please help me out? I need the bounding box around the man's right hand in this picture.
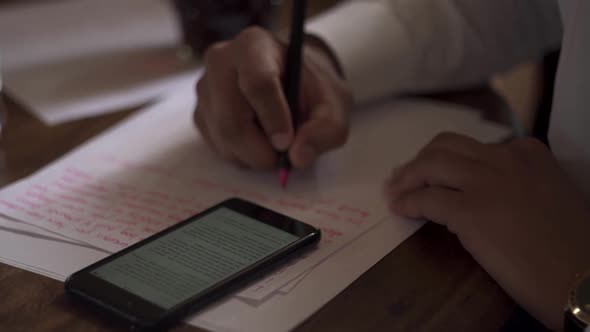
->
[194,27,352,170]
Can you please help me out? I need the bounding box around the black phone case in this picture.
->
[64,198,320,331]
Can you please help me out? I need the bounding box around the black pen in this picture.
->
[279,0,307,188]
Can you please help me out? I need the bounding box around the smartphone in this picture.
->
[65,198,320,330]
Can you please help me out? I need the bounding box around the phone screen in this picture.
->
[89,207,300,309]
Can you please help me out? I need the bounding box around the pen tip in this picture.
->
[279,169,290,188]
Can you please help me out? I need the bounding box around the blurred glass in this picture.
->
[172,0,282,56]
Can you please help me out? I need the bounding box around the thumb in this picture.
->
[289,103,349,168]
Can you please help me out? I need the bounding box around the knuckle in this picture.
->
[330,75,353,99]
[430,132,472,149]
[204,41,229,66]
[510,137,549,163]
[418,148,464,172]
[240,69,279,97]
[424,148,450,165]
[511,137,547,153]
[399,160,420,181]
[313,111,337,126]
[418,146,447,162]
[237,26,269,42]
[497,145,525,169]
[432,132,462,144]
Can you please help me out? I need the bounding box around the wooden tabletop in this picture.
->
[0,1,516,331]
[0,85,516,332]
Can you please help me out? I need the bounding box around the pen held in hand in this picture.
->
[278,0,307,188]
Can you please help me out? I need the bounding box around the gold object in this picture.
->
[567,269,590,327]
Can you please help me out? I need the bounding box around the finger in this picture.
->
[198,114,238,164]
[207,77,277,169]
[385,133,483,184]
[506,137,552,165]
[388,149,493,199]
[196,107,240,164]
[195,63,236,162]
[208,94,277,169]
[288,103,349,168]
[233,28,293,150]
[227,120,278,170]
[194,75,235,162]
[194,101,214,148]
[205,42,276,169]
[287,54,352,168]
[390,186,465,233]
[427,132,488,161]
[194,76,214,145]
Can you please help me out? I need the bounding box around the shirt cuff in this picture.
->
[306,1,412,103]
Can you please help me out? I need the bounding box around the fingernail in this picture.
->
[271,133,291,150]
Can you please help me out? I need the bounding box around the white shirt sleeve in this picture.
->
[306,0,563,104]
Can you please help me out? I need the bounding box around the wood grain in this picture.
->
[0,86,515,332]
[0,0,516,331]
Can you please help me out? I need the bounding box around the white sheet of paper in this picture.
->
[0,88,382,300]
[3,51,199,125]
[0,86,509,330]
[0,215,90,246]
[0,0,197,125]
[0,85,509,300]
[0,217,108,279]
[0,0,180,71]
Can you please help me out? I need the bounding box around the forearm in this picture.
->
[306,0,562,104]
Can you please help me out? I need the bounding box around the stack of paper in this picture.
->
[0,0,198,124]
[0,83,509,331]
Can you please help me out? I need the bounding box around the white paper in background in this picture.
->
[0,0,199,124]
[0,0,181,71]
[3,50,199,125]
